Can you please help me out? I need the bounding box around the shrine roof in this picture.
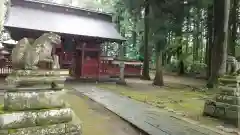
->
[4,0,124,41]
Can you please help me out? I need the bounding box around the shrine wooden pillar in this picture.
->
[97,48,100,81]
[80,43,85,77]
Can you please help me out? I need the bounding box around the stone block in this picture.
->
[0,112,37,129]
[203,100,216,116]
[0,68,82,134]
[10,70,69,77]
[222,75,240,80]
[0,130,8,135]
[225,105,240,127]
[64,131,82,135]
[5,87,63,92]
[5,76,67,87]
[214,106,226,118]
[215,102,228,118]
[36,108,72,125]
[65,123,82,133]
[4,91,66,111]
[219,76,240,84]
[215,94,240,105]
[219,86,240,96]
[8,124,66,135]
[5,123,82,135]
[219,83,239,88]
[225,107,239,119]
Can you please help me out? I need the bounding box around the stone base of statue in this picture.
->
[203,75,240,127]
[0,69,82,135]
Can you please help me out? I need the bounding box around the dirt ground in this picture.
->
[61,90,147,135]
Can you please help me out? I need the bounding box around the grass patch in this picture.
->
[97,83,223,127]
[0,104,4,114]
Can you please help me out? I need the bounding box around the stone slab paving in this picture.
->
[72,84,225,135]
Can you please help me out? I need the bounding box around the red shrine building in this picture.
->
[2,0,142,79]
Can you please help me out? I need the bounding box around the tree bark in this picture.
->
[105,43,109,56]
[141,0,151,80]
[166,32,172,64]
[228,0,238,56]
[121,28,126,56]
[176,0,185,75]
[115,15,121,57]
[207,0,230,88]
[193,8,200,62]
[153,42,164,86]
[132,13,137,48]
[185,10,190,54]
[206,5,214,78]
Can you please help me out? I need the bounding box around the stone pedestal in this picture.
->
[203,75,240,127]
[0,69,82,135]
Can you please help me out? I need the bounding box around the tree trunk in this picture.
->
[121,28,126,56]
[206,5,214,78]
[176,0,185,75]
[166,32,172,64]
[193,8,200,62]
[176,35,184,75]
[141,0,151,80]
[115,15,121,57]
[185,10,190,54]
[132,13,137,48]
[153,49,164,86]
[207,0,230,88]
[228,0,238,56]
[200,15,204,63]
[106,43,109,56]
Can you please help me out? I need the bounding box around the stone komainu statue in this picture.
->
[226,55,240,75]
[11,32,61,70]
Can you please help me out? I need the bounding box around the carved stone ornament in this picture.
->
[11,32,61,70]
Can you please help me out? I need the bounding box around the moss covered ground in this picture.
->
[0,104,4,114]
[96,83,224,128]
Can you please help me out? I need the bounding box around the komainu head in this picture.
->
[42,32,61,46]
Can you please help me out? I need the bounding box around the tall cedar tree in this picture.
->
[207,0,230,88]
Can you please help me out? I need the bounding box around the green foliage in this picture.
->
[43,0,231,76]
[165,56,207,74]
[121,0,144,14]
[187,61,207,74]
[165,61,179,72]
